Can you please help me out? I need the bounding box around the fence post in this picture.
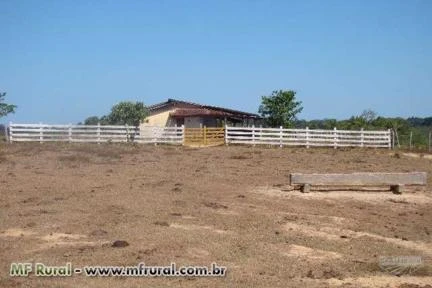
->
[252,125,255,146]
[388,129,391,149]
[224,124,228,146]
[260,125,262,144]
[333,127,337,149]
[68,123,72,143]
[5,122,10,143]
[203,126,207,146]
[97,122,101,144]
[360,128,364,147]
[39,122,43,143]
[394,129,401,148]
[125,124,129,143]
[279,126,283,148]
[182,124,185,145]
[409,131,413,150]
[392,129,395,150]
[306,127,309,149]
[132,125,138,143]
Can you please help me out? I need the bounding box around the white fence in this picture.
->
[8,123,183,145]
[225,126,391,148]
[8,123,392,148]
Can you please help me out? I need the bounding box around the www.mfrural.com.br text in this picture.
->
[10,262,227,277]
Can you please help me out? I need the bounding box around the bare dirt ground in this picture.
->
[0,143,431,288]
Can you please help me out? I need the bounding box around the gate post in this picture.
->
[203,126,207,146]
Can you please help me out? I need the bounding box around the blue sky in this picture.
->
[1,0,431,124]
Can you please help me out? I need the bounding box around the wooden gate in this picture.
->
[184,127,225,147]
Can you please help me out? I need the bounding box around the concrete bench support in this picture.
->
[391,184,405,194]
[301,184,311,193]
[290,172,427,194]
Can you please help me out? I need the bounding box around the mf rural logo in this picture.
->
[10,263,73,277]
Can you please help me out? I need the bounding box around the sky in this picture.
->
[1,0,431,124]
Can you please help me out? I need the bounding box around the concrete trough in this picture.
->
[290,172,427,194]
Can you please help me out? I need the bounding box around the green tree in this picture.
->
[84,116,100,125]
[258,90,303,127]
[0,92,17,118]
[107,101,148,126]
[98,115,111,125]
[321,119,338,130]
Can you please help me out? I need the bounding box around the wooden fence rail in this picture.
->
[8,123,392,149]
[9,123,184,145]
[225,126,391,148]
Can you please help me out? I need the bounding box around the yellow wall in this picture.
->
[140,109,174,128]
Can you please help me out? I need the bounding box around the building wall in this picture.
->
[184,117,202,128]
[141,111,226,129]
[141,108,209,129]
[141,109,175,128]
[203,117,218,127]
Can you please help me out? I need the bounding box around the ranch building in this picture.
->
[141,99,261,128]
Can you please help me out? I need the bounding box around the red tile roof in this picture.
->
[148,99,261,119]
[169,108,229,117]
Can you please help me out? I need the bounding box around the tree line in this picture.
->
[258,90,431,148]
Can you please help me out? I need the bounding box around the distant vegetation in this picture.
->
[82,101,148,126]
[294,110,432,149]
[0,92,17,118]
[257,90,430,149]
